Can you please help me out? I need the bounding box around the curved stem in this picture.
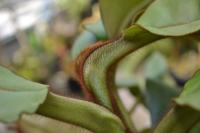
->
[76,25,163,132]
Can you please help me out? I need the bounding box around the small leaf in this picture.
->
[71,31,96,59]
[84,20,107,40]
[0,66,48,123]
[99,0,153,37]
[137,0,200,36]
[175,70,200,111]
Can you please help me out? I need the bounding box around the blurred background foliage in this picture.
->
[1,0,200,132]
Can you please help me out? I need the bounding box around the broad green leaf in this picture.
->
[77,26,163,132]
[37,93,125,133]
[144,52,167,79]
[155,106,200,133]
[144,79,178,126]
[137,0,200,36]
[0,66,48,123]
[20,114,92,133]
[99,0,153,37]
[155,70,200,132]
[84,20,107,40]
[71,31,96,59]
[175,70,200,111]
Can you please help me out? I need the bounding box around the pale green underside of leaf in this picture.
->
[0,66,48,123]
[99,0,152,37]
[137,0,200,36]
[175,70,200,111]
[20,114,92,133]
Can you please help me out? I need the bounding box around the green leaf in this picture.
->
[137,0,200,36]
[37,93,125,133]
[155,106,200,133]
[155,70,200,132]
[144,52,167,79]
[20,114,92,133]
[84,20,107,40]
[145,79,178,126]
[0,66,48,123]
[175,70,200,111]
[99,0,153,37]
[71,31,96,59]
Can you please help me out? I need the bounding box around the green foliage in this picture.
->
[155,70,200,132]
[99,0,153,37]
[71,31,96,59]
[20,114,92,133]
[0,66,125,133]
[0,66,48,123]
[145,79,178,126]
[37,93,125,133]
[144,52,167,79]
[84,20,107,40]
[155,106,200,133]
[2,0,200,132]
[137,0,200,36]
[79,26,162,132]
[175,70,200,111]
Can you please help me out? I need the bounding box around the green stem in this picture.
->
[113,88,138,133]
[37,92,125,133]
[78,25,163,133]
[108,65,138,133]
